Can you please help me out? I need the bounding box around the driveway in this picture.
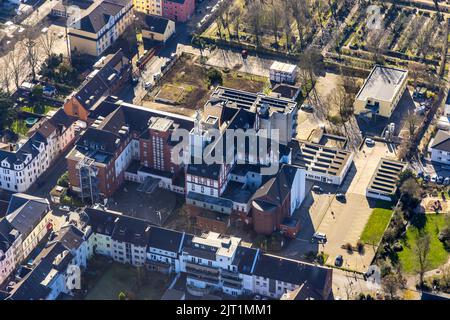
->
[280,141,398,273]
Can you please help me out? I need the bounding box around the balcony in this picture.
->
[221,269,241,280]
[185,262,219,275]
[222,279,243,289]
[187,273,220,286]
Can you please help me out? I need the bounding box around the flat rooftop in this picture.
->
[289,139,353,178]
[367,157,406,195]
[356,65,408,102]
[210,86,297,114]
[149,117,173,132]
[270,61,297,73]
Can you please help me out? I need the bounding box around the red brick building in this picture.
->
[162,0,195,22]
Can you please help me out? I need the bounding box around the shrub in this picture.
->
[207,68,223,86]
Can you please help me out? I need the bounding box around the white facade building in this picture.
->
[269,61,298,84]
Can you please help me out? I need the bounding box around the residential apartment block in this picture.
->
[5,225,89,300]
[0,109,77,193]
[133,0,195,22]
[79,206,333,300]
[0,194,53,286]
[68,0,134,56]
[430,130,450,164]
[66,97,194,203]
[64,49,132,121]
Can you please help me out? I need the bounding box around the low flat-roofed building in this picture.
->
[354,65,408,118]
[366,157,406,201]
[270,61,298,84]
[289,139,354,185]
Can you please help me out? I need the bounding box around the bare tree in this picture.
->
[406,113,420,138]
[230,5,242,41]
[382,270,406,300]
[0,54,12,94]
[269,0,282,44]
[287,0,310,48]
[39,29,58,60]
[246,0,264,46]
[22,26,40,81]
[415,232,431,286]
[5,45,23,90]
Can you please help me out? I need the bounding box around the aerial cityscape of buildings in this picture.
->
[0,0,450,304]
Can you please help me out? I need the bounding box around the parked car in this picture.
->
[336,193,346,202]
[313,232,327,243]
[444,177,450,185]
[431,175,437,183]
[144,81,152,90]
[43,85,56,97]
[437,176,444,184]
[365,138,375,146]
[301,104,314,112]
[424,174,431,182]
[334,255,343,267]
[312,185,324,193]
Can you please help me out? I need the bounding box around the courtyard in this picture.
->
[106,181,177,226]
[280,141,398,273]
[84,257,171,300]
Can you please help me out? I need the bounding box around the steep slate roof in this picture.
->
[7,225,86,300]
[253,253,332,299]
[252,164,299,209]
[430,130,450,152]
[74,50,130,111]
[147,226,184,253]
[74,0,125,34]
[0,131,48,169]
[6,198,49,239]
[83,207,152,247]
[143,14,171,34]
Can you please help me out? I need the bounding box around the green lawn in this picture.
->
[398,214,449,274]
[360,201,394,245]
[84,261,170,300]
[11,119,29,136]
[21,105,57,115]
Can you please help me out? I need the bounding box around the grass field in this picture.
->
[360,201,394,245]
[398,214,449,274]
[21,105,57,115]
[84,261,170,300]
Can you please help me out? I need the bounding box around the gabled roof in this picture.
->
[72,0,125,34]
[6,200,49,239]
[142,14,171,35]
[430,130,450,152]
[7,224,86,300]
[148,226,184,253]
[74,50,130,111]
[83,207,152,247]
[253,253,332,299]
[252,164,299,209]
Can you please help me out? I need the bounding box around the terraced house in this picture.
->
[0,109,76,193]
[78,206,333,300]
[0,194,52,286]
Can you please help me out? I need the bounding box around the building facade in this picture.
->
[68,0,134,56]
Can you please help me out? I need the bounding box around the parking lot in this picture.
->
[106,181,177,226]
[281,141,398,272]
